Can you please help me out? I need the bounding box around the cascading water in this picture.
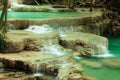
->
[0,62,4,71]
[57,26,76,37]
[25,24,76,56]
[10,0,19,6]
[25,25,67,56]
[50,7,58,12]
[33,62,43,76]
[10,0,25,7]
[41,40,65,56]
[25,25,53,34]
[92,44,113,58]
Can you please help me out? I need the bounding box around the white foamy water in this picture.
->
[25,25,65,56]
[41,45,64,56]
[33,73,43,76]
[10,0,19,6]
[25,25,76,37]
[11,0,24,6]
[50,8,58,12]
[74,56,82,60]
[57,63,69,68]
[92,44,113,58]
[33,63,43,77]
[25,25,53,34]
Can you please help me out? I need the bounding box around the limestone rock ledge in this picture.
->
[59,32,108,56]
[0,30,58,53]
[0,51,95,80]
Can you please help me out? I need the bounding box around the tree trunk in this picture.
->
[0,0,8,38]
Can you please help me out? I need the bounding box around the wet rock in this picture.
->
[80,60,102,69]
[68,73,81,80]
[58,62,83,80]
[59,32,108,57]
[1,40,25,53]
[0,30,58,53]
[8,20,29,29]
[24,38,40,51]
[13,72,26,78]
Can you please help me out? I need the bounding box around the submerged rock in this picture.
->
[102,59,120,69]
[80,60,102,69]
[81,75,96,80]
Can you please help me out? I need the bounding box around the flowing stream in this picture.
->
[0,2,119,79]
[25,24,120,80]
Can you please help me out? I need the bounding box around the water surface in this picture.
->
[0,11,96,19]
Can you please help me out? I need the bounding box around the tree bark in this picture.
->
[0,0,8,37]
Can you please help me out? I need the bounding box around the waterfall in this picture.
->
[33,63,43,76]
[92,44,113,58]
[73,56,82,60]
[41,40,65,56]
[25,24,76,56]
[25,25,77,36]
[0,62,4,71]
[50,8,58,12]
[57,26,76,37]
[25,25,53,34]
[11,0,19,6]
[10,0,25,7]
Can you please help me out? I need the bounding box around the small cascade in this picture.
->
[92,44,113,58]
[57,26,76,37]
[25,24,66,56]
[41,40,65,56]
[0,62,4,71]
[10,0,25,7]
[33,62,43,76]
[25,24,77,36]
[11,0,19,6]
[73,56,82,60]
[8,24,15,31]
[25,25,53,34]
[50,8,58,12]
